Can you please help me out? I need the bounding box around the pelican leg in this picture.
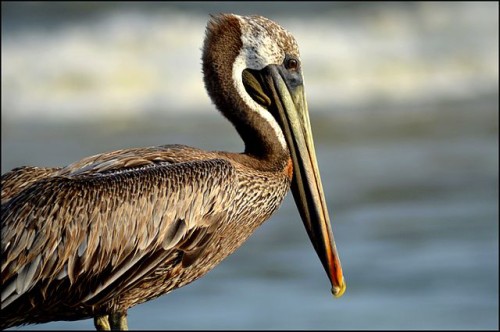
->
[94,315,110,330]
[109,311,128,331]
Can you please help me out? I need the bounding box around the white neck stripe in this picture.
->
[232,16,287,150]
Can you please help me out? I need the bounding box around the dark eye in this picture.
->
[285,58,299,71]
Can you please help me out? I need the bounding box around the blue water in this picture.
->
[1,2,498,330]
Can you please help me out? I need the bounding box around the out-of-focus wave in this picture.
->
[1,2,498,122]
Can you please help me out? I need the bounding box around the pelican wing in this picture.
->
[1,157,237,309]
[1,166,61,204]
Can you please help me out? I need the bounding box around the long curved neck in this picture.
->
[202,15,289,169]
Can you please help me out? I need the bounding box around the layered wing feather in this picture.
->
[1,166,61,204]
[1,151,237,311]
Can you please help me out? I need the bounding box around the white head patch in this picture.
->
[231,15,300,150]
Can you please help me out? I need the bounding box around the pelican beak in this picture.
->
[242,64,346,297]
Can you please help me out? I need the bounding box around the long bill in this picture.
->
[265,65,346,297]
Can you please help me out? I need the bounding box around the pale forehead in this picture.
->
[236,15,300,58]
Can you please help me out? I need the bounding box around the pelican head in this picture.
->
[202,14,346,297]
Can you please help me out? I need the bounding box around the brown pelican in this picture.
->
[1,13,345,330]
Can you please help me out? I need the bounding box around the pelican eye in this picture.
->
[285,58,299,71]
[242,69,271,109]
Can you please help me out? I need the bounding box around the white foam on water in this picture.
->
[1,2,498,123]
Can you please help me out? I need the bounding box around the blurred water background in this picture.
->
[1,2,498,330]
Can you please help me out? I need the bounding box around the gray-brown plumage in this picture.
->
[1,14,345,330]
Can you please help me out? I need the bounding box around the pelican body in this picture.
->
[1,14,345,330]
